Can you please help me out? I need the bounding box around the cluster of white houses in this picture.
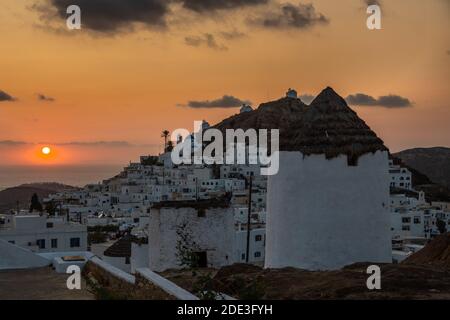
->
[0,151,267,272]
[1,87,449,273]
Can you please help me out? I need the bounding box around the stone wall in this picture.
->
[83,261,175,300]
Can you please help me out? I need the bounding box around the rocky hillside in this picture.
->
[394,147,450,189]
[0,183,77,213]
[403,233,450,268]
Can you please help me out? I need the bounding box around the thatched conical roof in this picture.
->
[214,87,387,162]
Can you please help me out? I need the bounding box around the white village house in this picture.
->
[0,212,87,253]
[215,87,393,270]
[4,87,448,276]
[147,198,235,272]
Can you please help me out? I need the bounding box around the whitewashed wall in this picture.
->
[148,207,234,272]
[131,243,149,274]
[102,255,131,273]
[234,228,265,263]
[265,151,392,270]
[0,239,50,270]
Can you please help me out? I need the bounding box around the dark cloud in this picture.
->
[299,94,315,104]
[0,140,28,146]
[37,93,55,102]
[0,90,15,102]
[0,140,136,148]
[185,34,228,50]
[181,95,251,108]
[249,3,329,30]
[364,0,382,7]
[376,95,412,108]
[181,0,268,13]
[346,93,412,108]
[219,30,247,40]
[42,0,170,33]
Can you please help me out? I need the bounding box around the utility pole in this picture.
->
[195,177,199,201]
[246,175,253,263]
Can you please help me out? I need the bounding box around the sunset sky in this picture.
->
[0,0,449,166]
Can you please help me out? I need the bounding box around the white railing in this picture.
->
[136,268,199,300]
[89,256,135,284]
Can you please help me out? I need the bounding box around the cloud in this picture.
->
[0,90,15,102]
[38,0,170,34]
[0,140,28,146]
[299,94,315,104]
[346,93,412,108]
[37,93,55,102]
[185,33,228,50]
[363,0,383,11]
[180,95,251,108]
[58,141,132,147]
[249,3,329,30]
[180,0,268,13]
[219,30,247,40]
[0,140,151,150]
[364,0,382,7]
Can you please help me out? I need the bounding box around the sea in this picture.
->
[0,165,124,190]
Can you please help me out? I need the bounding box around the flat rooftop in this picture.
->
[0,266,94,300]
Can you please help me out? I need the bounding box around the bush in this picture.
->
[88,232,107,244]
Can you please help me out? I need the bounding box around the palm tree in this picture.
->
[161,130,170,153]
[166,140,174,152]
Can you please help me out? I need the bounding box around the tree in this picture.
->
[436,219,447,234]
[175,221,200,269]
[166,140,174,152]
[29,193,43,213]
[45,201,57,216]
[161,130,170,153]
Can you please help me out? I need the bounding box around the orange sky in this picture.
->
[0,0,449,166]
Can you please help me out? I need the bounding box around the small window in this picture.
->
[347,155,358,166]
[133,218,140,223]
[413,217,421,224]
[8,240,15,244]
[125,257,130,265]
[255,235,263,242]
[402,217,411,224]
[46,222,54,228]
[70,238,80,248]
[402,225,410,231]
[197,209,206,218]
[51,239,58,248]
[254,251,261,258]
[37,239,46,249]
[241,253,246,260]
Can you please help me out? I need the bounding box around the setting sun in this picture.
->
[41,146,51,155]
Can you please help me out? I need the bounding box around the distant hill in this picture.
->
[394,147,450,189]
[0,183,77,213]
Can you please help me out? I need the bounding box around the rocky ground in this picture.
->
[0,266,94,300]
[163,234,450,300]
